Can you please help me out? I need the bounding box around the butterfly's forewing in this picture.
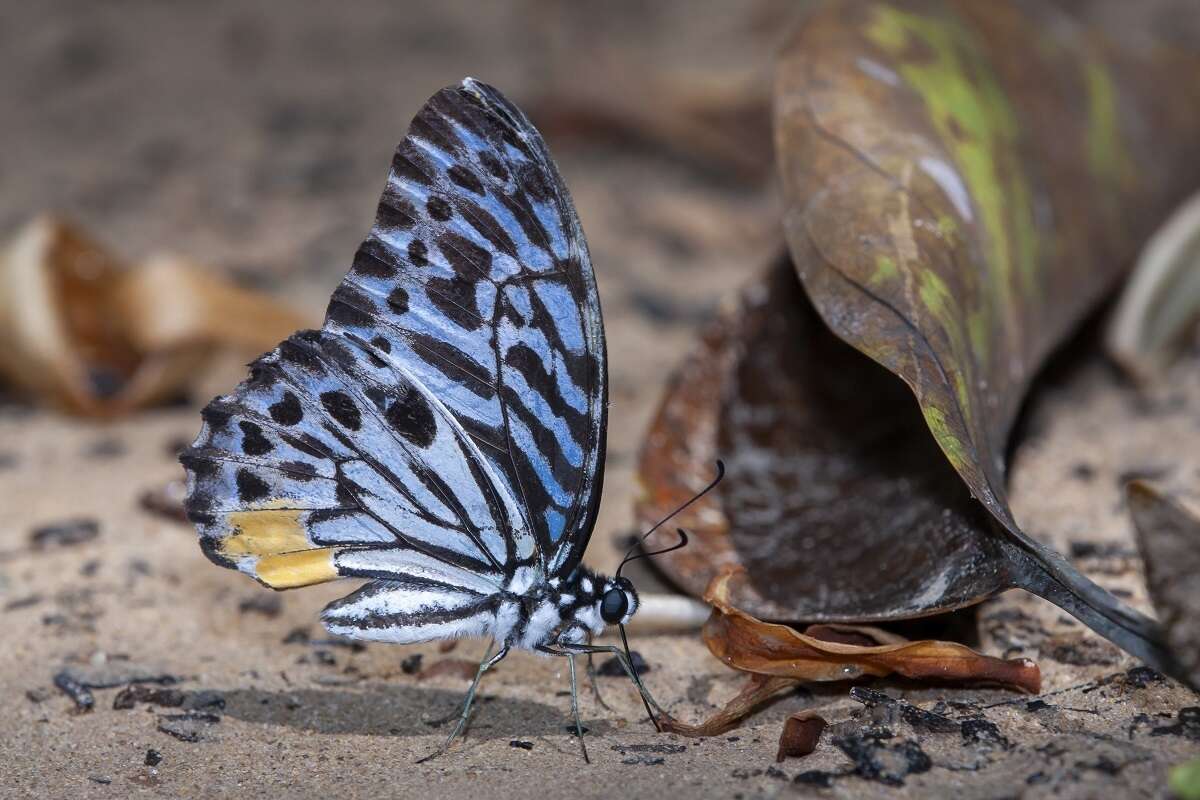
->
[183,79,607,605]
[324,79,606,575]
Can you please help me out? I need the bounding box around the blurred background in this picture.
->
[3,1,1200,796]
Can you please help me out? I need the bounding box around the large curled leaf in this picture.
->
[777,0,1200,502]
[639,260,1004,620]
[638,0,1200,680]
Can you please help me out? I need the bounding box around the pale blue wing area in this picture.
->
[324,79,607,576]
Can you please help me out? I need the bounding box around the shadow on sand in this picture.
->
[219,683,614,740]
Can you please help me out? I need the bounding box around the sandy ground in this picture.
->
[1,2,1199,798]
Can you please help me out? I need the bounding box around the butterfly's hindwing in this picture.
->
[184,328,525,588]
[182,79,608,646]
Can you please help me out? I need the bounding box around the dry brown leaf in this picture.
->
[1128,482,1200,688]
[658,673,798,737]
[659,567,1039,737]
[703,567,1040,691]
[1107,190,1200,380]
[0,217,309,416]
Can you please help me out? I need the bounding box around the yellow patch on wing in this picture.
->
[222,508,309,557]
[217,507,340,589]
[255,548,339,589]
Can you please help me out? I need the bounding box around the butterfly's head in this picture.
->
[598,575,638,627]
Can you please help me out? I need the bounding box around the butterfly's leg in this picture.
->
[536,645,594,762]
[565,643,666,723]
[416,642,509,763]
[584,635,611,710]
[567,654,590,763]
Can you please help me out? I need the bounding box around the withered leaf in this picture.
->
[1107,190,1200,381]
[0,217,308,416]
[658,673,798,737]
[1128,482,1200,688]
[701,568,1039,692]
[658,568,1038,737]
[638,0,1200,680]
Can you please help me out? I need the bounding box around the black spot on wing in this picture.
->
[411,105,466,158]
[375,191,417,232]
[239,421,273,456]
[391,147,433,187]
[386,388,437,448]
[438,231,491,282]
[201,402,232,432]
[269,391,304,426]
[502,383,577,492]
[409,333,495,400]
[288,432,332,460]
[505,425,560,531]
[497,189,556,262]
[236,469,270,503]
[179,450,219,480]
[386,286,409,314]
[364,384,388,410]
[427,275,481,329]
[307,507,350,527]
[327,284,376,328]
[427,196,452,221]
[199,535,234,568]
[334,478,358,509]
[478,150,508,181]
[370,336,391,354]
[517,161,552,202]
[279,337,324,372]
[448,164,485,196]
[459,201,519,260]
[407,239,428,266]
[280,460,318,481]
[504,342,586,432]
[528,279,591,388]
[320,390,362,431]
[352,247,396,279]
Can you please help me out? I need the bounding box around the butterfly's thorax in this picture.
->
[502,567,608,651]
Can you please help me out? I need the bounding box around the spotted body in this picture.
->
[180,79,641,663]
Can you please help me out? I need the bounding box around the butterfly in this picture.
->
[180,78,717,761]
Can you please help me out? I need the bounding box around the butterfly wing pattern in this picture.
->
[181,79,611,647]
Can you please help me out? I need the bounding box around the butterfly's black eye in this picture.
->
[600,587,629,625]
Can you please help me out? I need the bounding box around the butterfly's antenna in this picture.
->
[616,528,689,578]
[617,460,724,576]
[611,459,722,731]
[617,528,689,732]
